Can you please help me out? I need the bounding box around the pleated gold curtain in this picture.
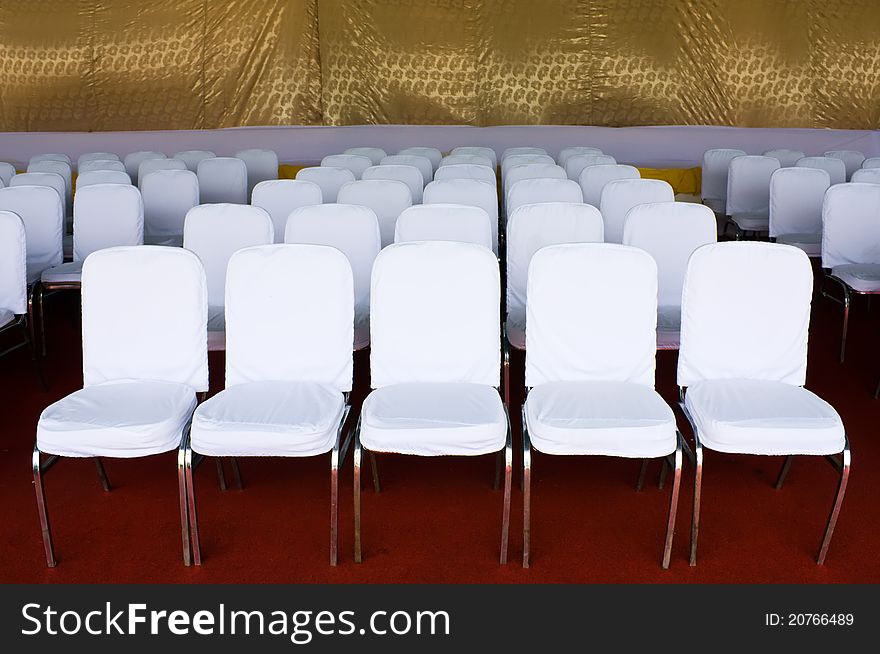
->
[0,0,877,132]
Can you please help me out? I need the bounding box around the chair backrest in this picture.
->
[224,244,353,391]
[79,159,126,175]
[295,166,355,203]
[73,184,144,262]
[321,154,372,179]
[579,163,640,207]
[503,163,567,199]
[284,203,381,320]
[557,146,603,167]
[394,204,493,249]
[433,163,497,186]
[501,154,555,178]
[27,160,72,210]
[123,151,166,183]
[700,148,746,202]
[0,163,15,186]
[344,147,387,165]
[173,150,216,172]
[380,154,433,185]
[851,168,880,184]
[768,167,831,239]
[0,186,63,277]
[824,150,866,181]
[862,157,880,169]
[235,148,279,199]
[197,157,248,204]
[564,153,616,181]
[338,179,413,248]
[502,147,547,160]
[451,146,497,168]
[11,172,66,218]
[678,242,812,387]
[821,182,880,269]
[397,147,442,171]
[76,170,132,188]
[141,169,199,239]
[78,152,120,167]
[423,178,499,252]
[440,153,493,169]
[726,155,780,216]
[252,179,323,242]
[183,204,274,310]
[599,178,674,243]
[525,243,658,388]
[0,211,26,315]
[762,149,805,168]
[30,153,71,165]
[506,203,604,326]
[363,164,424,203]
[622,202,717,311]
[506,178,583,218]
[370,241,500,388]
[138,158,187,188]
[795,156,846,186]
[81,246,208,391]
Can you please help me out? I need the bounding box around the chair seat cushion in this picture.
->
[37,381,197,458]
[207,305,225,351]
[354,304,370,351]
[41,260,83,285]
[361,382,507,456]
[702,198,726,214]
[191,381,345,457]
[144,234,183,247]
[656,304,681,350]
[0,308,14,329]
[525,381,676,458]
[684,379,845,456]
[506,308,526,350]
[731,212,769,231]
[776,233,820,257]
[832,264,880,292]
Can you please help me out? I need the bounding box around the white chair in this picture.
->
[142,169,199,246]
[11,172,67,219]
[183,204,274,351]
[0,162,16,186]
[424,178,499,253]
[725,155,780,236]
[851,168,880,184]
[337,179,412,248]
[578,163,641,207]
[354,241,511,564]
[522,243,682,568]
[183,244,355,566]
[440,153,493,169]
[197,157,248,204]
[796,156,846,186]
[137,158,187,188]
[235,148,279,199]
[394,204,493,250]
[506,178,582,218]
[700,148,746,214]
[433,163,497,186]
[76,170,131,188]
[285,204,381,351]
[28,160,72,215]
[622,202,717,349]
[78,159,126,175]
[397,147,442,171]
[862,157,880,169]
[30,154,71,166]
[344,147,387,165]
[0,186,63,288]
[321,154,372,179]
[564,153,616,181]
[77,152,119,168]
[451,146,498,169]
[380,154,433,185]
[503,163,567,201]
[123,151,166,184]
[501,154,555,179]
[557,146,603,167]
[763,149,805,167]
[678,242,849,566]
[769,167,830,256]
[824,150,865,181]
[33,245,209,567]
[363,164,424,203]
[173,150,215,172]
[252,179,322,242]
[599,178,674,244]
[295,166,356,203]
[820,182,880,362]
[502,146,547,160]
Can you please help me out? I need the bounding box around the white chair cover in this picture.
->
[433,163,497,186]
[11,172,67,218]
[579,163,640,207]
[700,148,746,212]
[370,241,500,388]
[394,204,493,250]
[0,211,27,315]
[295,166,355,203]
[252,179,323,242]
[337,179,412,248]
[137,158,186,189]
[78,159,126,175]
[501,154,554,178]
[397,147,442,171]
[27,160,71,212]
[763,149,805,167]
[503,163,567,199]
[123,151,166,183]
[197,157,248,204]
[142,169,199,242]
[0,186,63,282]
[557,146,603,167]
[821,182,880,270]
[851,168,880,184]
[76,170,131,188]
[862,157,880,169]
[344,147,387,165]
[235,148,279,198]
[72,184,144,262]
[796,156,846,186]
[321,154,372,179]
[440,153,493,169]
[502,147,547,160]
[363,164,424,203]
[173,150,215,172]
[824,150,866,181]
[564,153,616,181]
[725,155,780,219]
[768,167,830,250]
[678,242,812,387]
[451,146,498,168]
[506,178,583,218]
[423,178,498,252]
[0,162,16,186]
[599,178,674,243]
[380,154,433,185]
[30,153,71,165]
[77,152,119,167]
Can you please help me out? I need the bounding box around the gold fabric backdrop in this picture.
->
[0,0,877,132]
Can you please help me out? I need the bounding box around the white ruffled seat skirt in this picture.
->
[354,304,370,350]
[831,264,880,293]
[776,233,821,257]
[361,382,507,456]
[731,212,769,232]
[525,380,676,458]
[41,261,83,285]
[37,380,197,458]
[505,308,526,350]
[684,379,845,456]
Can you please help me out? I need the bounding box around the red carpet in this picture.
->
[1,286,878,584]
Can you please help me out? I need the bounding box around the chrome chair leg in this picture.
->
[353,418,363,564]
[27,284,38,354]
[493,450,503,490]
[215,458,228,491]
[94,458,111,492]
[658,456,669,489]
[689,434,704,566]
[19,317,47,390]
[32,443,56,567]
[522,406,532,568]
[839,286,851,363]
[500,421,512,564]
[662,435,684,569]
[184,438,202,565]
[774,456,793,490]
[230,457,243,490]
[635,459,649,491]
[37,283,47,357]
[368,451,381,493]
[817,439,851,565]
[177,433,192,566]
[330,440,340,567]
